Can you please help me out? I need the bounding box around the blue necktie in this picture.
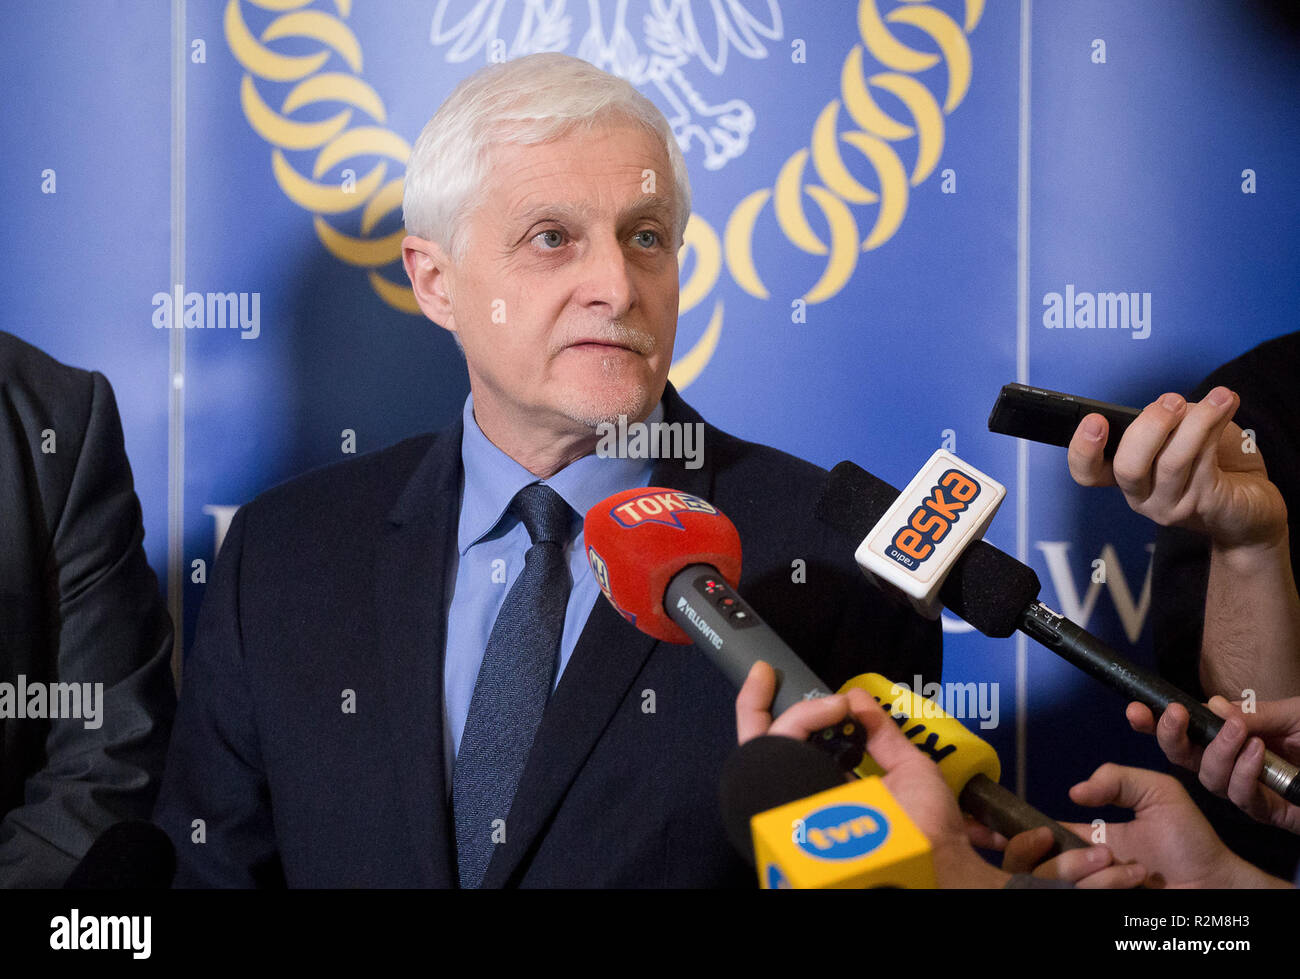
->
[453,483,573,888]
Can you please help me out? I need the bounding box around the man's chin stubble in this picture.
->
[557,376,656,431]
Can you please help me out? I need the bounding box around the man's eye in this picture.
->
[533,229,565,249]
[633,230,660,248]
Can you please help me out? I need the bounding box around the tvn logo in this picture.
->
[794,804,891,861]
[609,491,718,530]
[888,469,980,569]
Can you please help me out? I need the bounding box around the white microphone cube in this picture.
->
[854,449,1006,619]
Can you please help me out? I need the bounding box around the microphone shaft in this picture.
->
[958,774,1090,856]
[1019,600,1300,805]
[664,563,833,716]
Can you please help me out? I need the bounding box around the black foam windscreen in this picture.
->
[815,460,1042,638]
[64,820,177,889]
[719,736,846,864]
[937,539,1042,637]
[814,461,901,540]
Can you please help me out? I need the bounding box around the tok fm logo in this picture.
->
[889,468,979,568]
[609,491,718,530]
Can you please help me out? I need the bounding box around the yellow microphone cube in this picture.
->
[838,673,1001,794]
[751,776,935,889]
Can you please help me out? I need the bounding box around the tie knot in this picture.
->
[511,483,573,546]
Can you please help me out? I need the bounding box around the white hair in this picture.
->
[402,52,691,260]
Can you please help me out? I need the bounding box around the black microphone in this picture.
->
[815,459,1300,806]
[64,821,177,889]
[719,736,846,864]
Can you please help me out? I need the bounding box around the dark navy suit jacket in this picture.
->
[1,332,175,887]
[153,386,940,887]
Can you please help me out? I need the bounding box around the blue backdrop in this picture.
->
[6,0,1297,829]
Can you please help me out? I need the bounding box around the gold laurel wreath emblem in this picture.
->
[725,0,984,303]
[225,0,979,388]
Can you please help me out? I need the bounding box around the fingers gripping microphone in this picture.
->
[584,487,865,769]
[816,457,1300,806]
[843,673,1088,855]
[720,676,1091,888]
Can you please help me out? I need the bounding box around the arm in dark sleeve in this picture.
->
[0,371,176,887]
[1152,524,1211,701]
[151,504,283,887]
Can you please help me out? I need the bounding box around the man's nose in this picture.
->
[576,234,635,316]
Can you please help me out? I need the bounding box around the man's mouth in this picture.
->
[559,324,656,357]
[566,337,645,354]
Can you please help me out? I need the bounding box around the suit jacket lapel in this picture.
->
[482,385,720,887]
[373,423,463,887]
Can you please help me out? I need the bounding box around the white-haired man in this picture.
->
[154,53,940,888]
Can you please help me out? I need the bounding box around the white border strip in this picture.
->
[168,0,187,686]
[1015,0,1032,800]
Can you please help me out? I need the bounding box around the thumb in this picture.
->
[1067,413,1115,487]
[735,661,777,743]
[853,690,934,778]
[1069,763,1169,811]
[1217,695,1300,740]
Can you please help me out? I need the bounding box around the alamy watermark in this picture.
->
[595,415,704,470]
[0,676,103,729]
[1042,284,1150,339]
[50,910,150,959]
[891,675,1000,730]
[151,284,261,339]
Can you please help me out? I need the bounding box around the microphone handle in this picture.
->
[664,563,834,715]
[1019,600,1300,805]
[958,774,1091,856]
[663,564,866,771]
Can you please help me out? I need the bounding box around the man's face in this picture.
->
[441,118,680,438]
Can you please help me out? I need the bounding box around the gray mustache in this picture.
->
[562,324,656,355]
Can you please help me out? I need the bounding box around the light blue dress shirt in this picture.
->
[442,393,661,794]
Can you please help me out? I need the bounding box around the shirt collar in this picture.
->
[457,393,663,554]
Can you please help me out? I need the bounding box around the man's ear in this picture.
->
[402,235,457,332]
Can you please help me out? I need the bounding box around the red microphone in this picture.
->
[583,487,741,643]
[584,487,864,768]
